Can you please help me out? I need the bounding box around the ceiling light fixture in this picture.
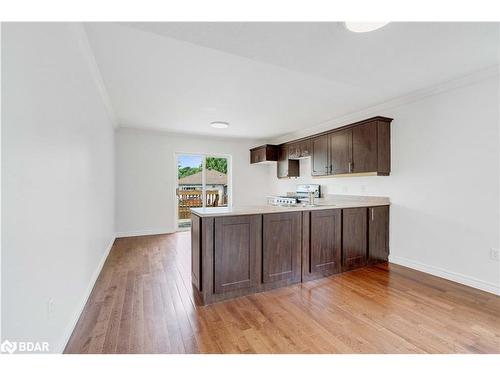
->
[345,22,389,33]
[210,121,229,129]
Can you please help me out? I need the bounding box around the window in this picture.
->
[176,154,231,229]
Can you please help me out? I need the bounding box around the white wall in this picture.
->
[270,76,500,294]
[1,23,115,352]
[115,129,271,236]
[115,75,499,294]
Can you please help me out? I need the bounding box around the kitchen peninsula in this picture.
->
[191,195,390,305]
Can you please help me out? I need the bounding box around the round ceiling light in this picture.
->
[210,121,229,129]
[345,22,389,33]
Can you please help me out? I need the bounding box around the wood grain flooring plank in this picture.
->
[64,232,500,354]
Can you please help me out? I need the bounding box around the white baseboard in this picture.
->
[115,228,175,238]
[56,235,116,353]
[53,240,497,353]
[389,255,500,296]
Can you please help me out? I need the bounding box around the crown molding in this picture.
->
[117,123,266,143]
[70,23,118,129]
[268,64,500,144]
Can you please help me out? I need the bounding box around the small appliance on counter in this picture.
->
[267,184,321,206]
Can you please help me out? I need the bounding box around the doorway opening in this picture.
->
[175,153,231,230]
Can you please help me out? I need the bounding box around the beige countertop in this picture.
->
[190,195,390,218]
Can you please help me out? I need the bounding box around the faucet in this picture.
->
[308,191,315,206]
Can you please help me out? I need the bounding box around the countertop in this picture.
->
[190,195,390,217]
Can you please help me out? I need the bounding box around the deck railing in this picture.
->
[177,190,224,219]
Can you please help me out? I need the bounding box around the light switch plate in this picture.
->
[489,248,499,262]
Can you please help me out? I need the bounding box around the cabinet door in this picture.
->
[368,206,389,264]
[262,212,301,285]
[329,129,352,174]
[300,139,312,158]
[288,142,300,159]
[289,140,311,159]
[311,135,329,176]
[250,148,264,164]
[309,209,341,276]
[342,207,367,271]
[214,215,261,294]
[352,121,378,173]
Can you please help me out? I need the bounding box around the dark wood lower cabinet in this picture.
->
[342,207,368,271]
[302,209,341,281]
[262,212,302,286]
[214,215,261,294]
[191,214,201,291]
[368,206,390,264]
[192,205,389,305]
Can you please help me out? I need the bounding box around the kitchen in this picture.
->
[191,116,392,304]
[2,16,499,368]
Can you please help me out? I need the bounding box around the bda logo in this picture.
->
[1,340,17,354]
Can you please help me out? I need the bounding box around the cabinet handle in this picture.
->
[348,162,352,173]
[371,208,374,221]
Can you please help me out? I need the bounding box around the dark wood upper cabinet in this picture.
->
[277,145,299,178]
[329,129,353,175]
[289,139,312,159]
[250,144,278,164]
[342,207,368,271]
[376,120,391,175]
[368,206,389,264]
[311,135,329,176]
[253,116,392,176]
[300,139,312,158]
[288,142,300,159]
[262,212,302,285]
[352,121,378,173]
[214,215,261,294]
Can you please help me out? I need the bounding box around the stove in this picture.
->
[268,184,321,206]
[268,196,300,206]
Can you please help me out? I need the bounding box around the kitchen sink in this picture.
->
[302,202,336,207]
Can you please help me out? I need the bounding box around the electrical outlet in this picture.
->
[46,298,54,319]
[490,248,499,262]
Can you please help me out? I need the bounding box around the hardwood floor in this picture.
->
[64,232,500,354]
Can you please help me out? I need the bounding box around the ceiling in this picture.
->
[84,22,499,139]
